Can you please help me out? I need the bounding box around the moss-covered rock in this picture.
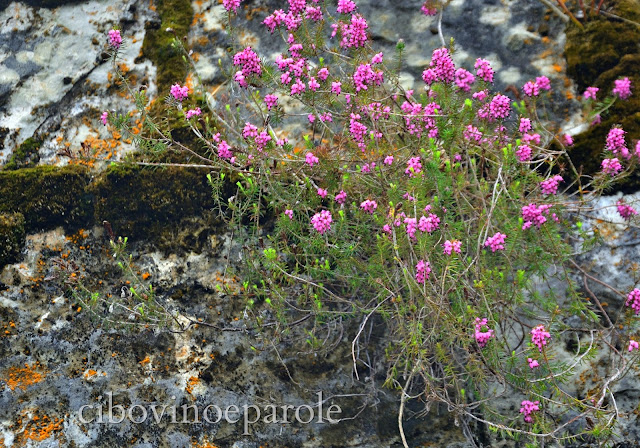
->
[90,163,220,248]
[4,137,41,171]
[140,0,193,95]
[0,212,25,268]
[0,165,92,233]
[564,0,640,192]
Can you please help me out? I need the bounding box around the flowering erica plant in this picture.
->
[96,0,640,446]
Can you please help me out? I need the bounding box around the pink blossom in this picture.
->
[443,240,462,255]
[305,5,323,21]
[305,152,319,167]
[263,9,286,33]
[583,86,599,100]
[338,14,369,48]
[455,68,475,92]
[629,340,639,352]
[405,156,422,177]
[474,58,494,83]
[418,214,440,233]
[254,131,271,150]
[626,288,640,315]
[185,107,201,120]
[484,232,506,252]
[522,203,552,229]
[523,81,539,97]
[612,77,632,100]
[415,260,431,284]
[264,94,278,110]
[515,145,532,162]
[331,81,342,95]
[422,48,455,84]
[527,358,539,369]
[520,400,540,423]
[218,140,233,159]
[223,0,242,12]
[463,125,482,142]
[473,90,488,101]
[233,47,262,84]
[563,134,574,146]
[602,158,623,176]
[335,190,347,204]
[474,318,494,348]
[617,200,638,220]
[384,155,394,165]
[108,29,122,49]
[242,122,258,139]
[291,78,306,95]
[535,76,551,90]
[317,188,328,198]
[421,4,437,15]
[540,175,563,195]
[311,210,332,234]
[522,133,541,145]
[284,209,294,219]
[519,118,532,133]
[170,83,189,101]
[371,52,384,64]
[317,67,329,81]
[100,111,108,126]
[360,199,378,214]
[531,325,551,351]
[404,217,418,239]
[308,77,320,91]
[488,94,511,120]
[606,127,629,157]
[337,0,356,14]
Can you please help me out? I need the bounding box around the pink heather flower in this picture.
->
[305,5,323,21]
[591,114,602,126]
[606,127,628,157]
[404,217,418,239]
[108,29,122,49]
[384,155,394,165]
[170,83,189,101]
[474,58,494,83]
[360,199,378,214]
[629,340,639,352]
[218,140,233,159]
[455,68,475,92]
[308,114,316,124]
[540,175,563,195]
[523,81,539,97]
[626,288,640,315]
[617,200,638,220]
[516,145,532,162]
[254,131,271,150]
[317,67,329,81]
[602,158,623,176]
[443,240,462,255]
[528,358,539,369]
[319,112,333,122]
[520,400,540,423]
[291,78,306,95]
[424,48,455,84]
[263,9,286,33]
[280,72,292,85]
[454,153,462,162]
[242,122,258,139]
[305,152,319,167]
[535,76,551,91]
[370,52,384,65]
[584,86,599,100]
[473,90,488,101]
[522,203,552,229]
[636,140,640,160]
[421,4,437,15]
[415,260,431,284]
[284,209,294,219]
[519,118,531,133]
[531,325,551,351]
[308,77,320,91]
[353,63,384,92]
[382,224,392,234]
[264,94,278,110]
[563,134,574,146]
[522,133,540,145]
[464,125,482,142]
[418,214,440,233]
[331,81,342,95]
[337,0,356,14]
[612,77,632,100]
[405,156,422,177]
[474,318,494,348]
[339,14,369,48]
[335,190,347,204]
[317,188,328,198]
[223,0,242,13]
[488,94,511,120]
[100,111,108,126]
[484,232,506,252]
[233,47,262,84]
[185,107,201,120]
[311,210,332,234]
[288,0,305,14]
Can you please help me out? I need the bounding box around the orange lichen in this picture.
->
[19,411,64,443]
[186,376,200,394]
[3,363,46,391]
[139,356,151,366]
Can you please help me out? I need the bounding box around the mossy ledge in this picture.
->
[563,0,640,192]
[0,213,26,267]
[0,163,231,268]
[4,137,41,171]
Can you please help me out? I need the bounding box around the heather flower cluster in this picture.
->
[311,210,332,235]
[531,325,551,351]
[540,175,563,195]
[484,232,506,252]
[520,400,540,423]
[616,200,637,220]
[170,83,189,102]
[626,288,640,315]
[108,29,122,49]
[233,47,262,88]
[612,77,632,100]
[415,260,431,284]
[474,318,494,348]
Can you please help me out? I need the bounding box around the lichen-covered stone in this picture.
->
[0,165,91,233]
[0,212,25,268]
[564,0,640,192]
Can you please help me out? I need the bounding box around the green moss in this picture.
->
[0,165,92,233]
[141,0,194,95]
[564,0,640,192]
[90,163,221,250]
[4,138,41,171]
[0,213,25,268]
